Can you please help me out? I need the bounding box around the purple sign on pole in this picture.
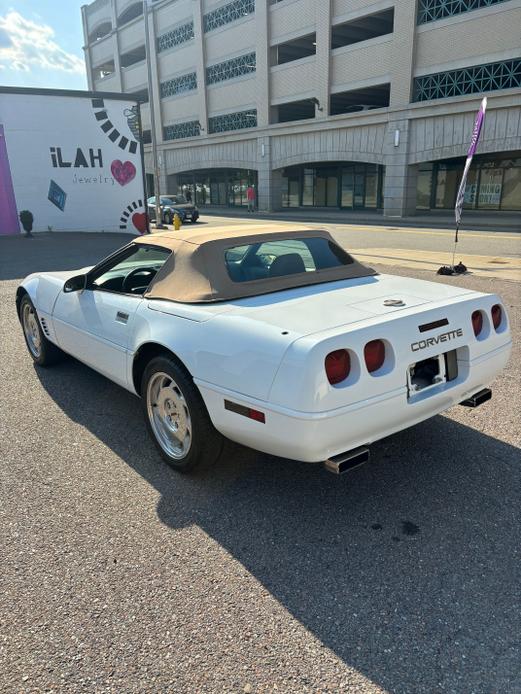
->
[0,124,21,235]
[455,97,487,226]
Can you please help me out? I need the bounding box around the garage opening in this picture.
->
[273,99,316,124]
[330,84,390,116]
[92,60,115,81]
[121,45,146,68]
[271,33,316,66]
[331,8,394,49]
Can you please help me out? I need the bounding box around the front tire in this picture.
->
[20,295,63,367]
[141,355,223,472]
[163,211,172,225]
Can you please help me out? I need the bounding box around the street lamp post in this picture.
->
[143,0,164,229]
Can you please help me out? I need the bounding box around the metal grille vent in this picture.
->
[40,317,50,337]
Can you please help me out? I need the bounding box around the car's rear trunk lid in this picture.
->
[226,273,475,338]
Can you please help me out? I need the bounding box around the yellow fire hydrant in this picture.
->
[173,211,182,230]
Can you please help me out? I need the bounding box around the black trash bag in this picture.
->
[437,261,468,276]
[454,261,467,273]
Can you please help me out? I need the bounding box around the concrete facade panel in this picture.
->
[122,63,147,91]
[270,59,318,102]
[118,19,145,52]
[157,45,197,77]
[408,105,521,164]
[332,0,392,19]
[204,19,256,61]
[84,0,112,35]
[330,40,392,88]
[90,36,114,65]
[206,77,257,113]
[415,5,521,72]
[163,137,258,174]
[162,94,201,123]
[269,0,315,43]
[155,0,193,27]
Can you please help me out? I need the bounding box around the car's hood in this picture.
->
[221,273,480,337]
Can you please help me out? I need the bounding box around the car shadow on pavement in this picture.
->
[35,358,520,693]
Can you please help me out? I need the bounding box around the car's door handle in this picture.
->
[116,311,129,324]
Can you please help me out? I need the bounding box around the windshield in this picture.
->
[225,237,353,283]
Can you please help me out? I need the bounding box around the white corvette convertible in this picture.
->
[17,225,511,474]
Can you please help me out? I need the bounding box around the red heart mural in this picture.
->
[132,212,147,234]
[111,160,136,186]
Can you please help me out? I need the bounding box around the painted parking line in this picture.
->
[349,248,521,282]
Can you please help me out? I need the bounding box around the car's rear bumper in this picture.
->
[196,341,511,463]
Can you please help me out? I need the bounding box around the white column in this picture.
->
[314,0,332,119]
[146,6,163,145]
[255,0,270,128]
[383,119,417,217]
[110,0,123,91]
[80,6,94,90]
[193,0,209,133]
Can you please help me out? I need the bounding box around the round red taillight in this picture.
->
[472,310,483,337]
[364,339,386,373]
[325,349,350,385]
[491,304,502,330]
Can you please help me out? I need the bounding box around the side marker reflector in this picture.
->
[224,399,265,423]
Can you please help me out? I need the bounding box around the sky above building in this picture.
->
[0,1,87,90]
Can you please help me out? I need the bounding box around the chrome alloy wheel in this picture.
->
[146,372,192,459]
[22,302,42,358]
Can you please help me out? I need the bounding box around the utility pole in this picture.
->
[143,0,164,229]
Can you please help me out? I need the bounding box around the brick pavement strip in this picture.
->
[0,232,520,693]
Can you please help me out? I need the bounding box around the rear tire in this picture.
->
[141,355,223,473]
[20,295,63,367]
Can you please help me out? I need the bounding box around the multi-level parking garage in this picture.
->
[82,0,521,216]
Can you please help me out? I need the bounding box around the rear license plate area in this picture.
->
[407,354,446,397]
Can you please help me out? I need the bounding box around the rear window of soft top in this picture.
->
[224,237,353,283]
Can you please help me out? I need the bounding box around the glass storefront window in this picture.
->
[283,177,299,207]
[326,176,338,207]
[478,168,503,209]
[365,170,377,208]
[462,168,479,209]
[302,170,314,206]
[501,167,521,210]
[341,169,354,208]
[283,163,384,210]
[416,164,432,210]
[315,175,326,206]
[419,153,521,211]
[435,166,459,208]
[353,171,365,208]
[177,169,257,207]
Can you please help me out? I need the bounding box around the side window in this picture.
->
[90,245,171,295]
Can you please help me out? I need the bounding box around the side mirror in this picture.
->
[63,274,87,293]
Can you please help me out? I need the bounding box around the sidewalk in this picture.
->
[200,207,521,232]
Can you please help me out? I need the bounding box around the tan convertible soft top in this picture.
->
[136,224,376,303]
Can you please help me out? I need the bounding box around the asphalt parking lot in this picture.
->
[1,227,520,693]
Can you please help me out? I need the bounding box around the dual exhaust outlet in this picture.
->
[323,388,492,475]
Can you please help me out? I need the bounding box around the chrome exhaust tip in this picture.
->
[460,387,492,408]
[324,446,370,475]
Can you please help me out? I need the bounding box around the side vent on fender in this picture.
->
[40,317,50,337]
